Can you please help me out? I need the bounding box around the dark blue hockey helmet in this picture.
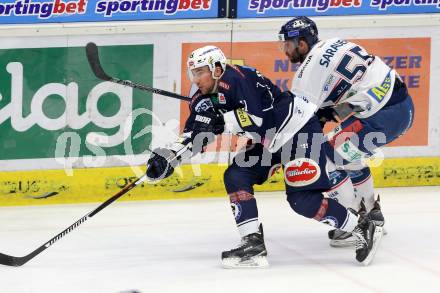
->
[278,16,319,48]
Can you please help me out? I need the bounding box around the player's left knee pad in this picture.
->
[286,190,325,219]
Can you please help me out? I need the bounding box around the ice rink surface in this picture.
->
[1,186,439,293]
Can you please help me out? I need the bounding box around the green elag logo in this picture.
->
[0,45,153,161]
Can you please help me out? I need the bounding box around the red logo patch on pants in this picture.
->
[327,120,363,148]
[284,158,321,187]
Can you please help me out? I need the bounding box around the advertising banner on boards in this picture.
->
[0,44,153,162]
[235,0,440,18]
[0,0,224,24]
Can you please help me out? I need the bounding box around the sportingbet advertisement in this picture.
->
[0,0,222,24]
[237,0,440,17]
[0,44,153,161]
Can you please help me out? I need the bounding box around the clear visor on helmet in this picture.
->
[278,34,299,52]
[187,65,211,82]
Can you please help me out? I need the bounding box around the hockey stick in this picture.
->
[0,145,190,267]
[85,42,191,102]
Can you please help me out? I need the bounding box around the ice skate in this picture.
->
[368,195,387,235]
[328,201,364,248]
[221,224,268,268]
[351,209,384,266]
[329,197,387,247]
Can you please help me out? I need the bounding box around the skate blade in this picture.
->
[329,238,357,248]
[222,255,269,269]
[360,226,384,266]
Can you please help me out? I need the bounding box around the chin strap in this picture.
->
[210,67,226,93]
[211,79,219,94]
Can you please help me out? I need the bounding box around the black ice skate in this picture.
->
[221,224,268,268]
[329,197,387,247]
[351,208,384,266]
[328,200,366,248]
[368,195,386,233]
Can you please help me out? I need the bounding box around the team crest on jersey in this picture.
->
[284,158,321,187]
[194,98,214,112]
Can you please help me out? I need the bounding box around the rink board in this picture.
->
[0,157,439,206]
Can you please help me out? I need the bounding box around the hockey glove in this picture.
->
[190,110,225,154]
[146,148,176,180]
[315,107,338,128]
[191,110,224,138]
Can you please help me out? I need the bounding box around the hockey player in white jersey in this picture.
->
[278,16,414,246]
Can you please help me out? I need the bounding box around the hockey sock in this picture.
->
[313,197,358,231]
[348,168,375,212]
[287,190,357,230]
[229,190,259,237]
[326,169,359,210]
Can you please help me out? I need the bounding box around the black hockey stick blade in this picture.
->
[0,253,22,267]
[86,42,112,81]
[85,42,191,102]
[0,235,56,267]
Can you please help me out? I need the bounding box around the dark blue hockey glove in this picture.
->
[190,110,225,154]
[146,148,176,180]
[191,110,225,139]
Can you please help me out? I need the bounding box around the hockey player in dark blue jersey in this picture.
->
[146,45,382,268]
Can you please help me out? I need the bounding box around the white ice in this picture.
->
[1,186,440,293]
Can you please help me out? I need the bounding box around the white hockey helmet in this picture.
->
[187,45,227,81]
